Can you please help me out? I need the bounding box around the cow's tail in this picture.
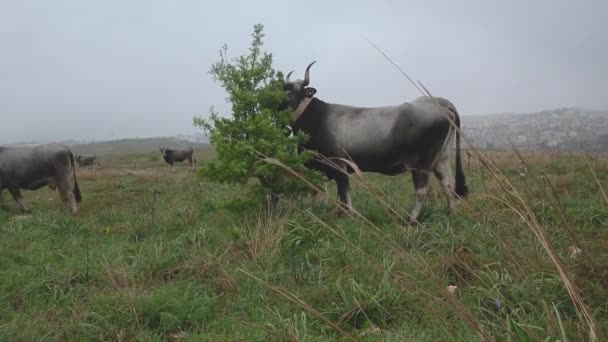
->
[68,151,82,203]
[453,108,469,198]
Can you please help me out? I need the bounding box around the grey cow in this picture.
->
[75,154,101,170]
[0,144,82,214]
[278,61,468,224]
[160,147,196,172]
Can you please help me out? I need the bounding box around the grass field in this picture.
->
[1,149,607,341]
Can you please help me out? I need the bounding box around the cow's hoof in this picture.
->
[406,217,419,226]
[335,206,354,217]
[332,207,346,218]
[447,203,461,218]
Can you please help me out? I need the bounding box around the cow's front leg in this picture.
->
[9,188,30,213]
[335,175,353,214]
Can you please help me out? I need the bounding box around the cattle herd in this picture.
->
[1,62,468,223]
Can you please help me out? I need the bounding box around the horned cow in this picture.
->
[276,61,468,224]
[0,144,82,214]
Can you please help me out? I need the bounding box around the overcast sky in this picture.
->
[1,0,606,144]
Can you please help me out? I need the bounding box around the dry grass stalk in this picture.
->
[584,153,608,207]
[241,205,292,260]
[102,258,135,291]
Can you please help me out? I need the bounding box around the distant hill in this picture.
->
[5,107,607,154]
[68,137,211,156]
[461,107,608,152]
[5,132,209,149]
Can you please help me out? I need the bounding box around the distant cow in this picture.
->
[75,154,101,170]
[160,147,196,172]
[0,144,82,214]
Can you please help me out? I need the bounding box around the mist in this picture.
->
[1,0,606,144]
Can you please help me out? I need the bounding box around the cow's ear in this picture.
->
[304,87,317,98]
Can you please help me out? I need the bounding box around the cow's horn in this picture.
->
[286,70,294,83]
[303,61,316,86]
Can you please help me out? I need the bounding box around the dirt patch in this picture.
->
[77,167,194,183]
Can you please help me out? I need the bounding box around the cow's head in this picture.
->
[159,147,167,158]
[283,61,317,115]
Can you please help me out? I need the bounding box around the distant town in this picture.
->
[462,107,607,152]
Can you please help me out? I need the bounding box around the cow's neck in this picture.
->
[292,96,315,123]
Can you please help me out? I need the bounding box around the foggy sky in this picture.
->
[1,0,606,144]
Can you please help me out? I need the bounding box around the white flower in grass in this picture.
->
[447,285,458,296]
[518,162,528,177]
[568,245,582,259]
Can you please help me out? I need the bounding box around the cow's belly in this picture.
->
[10,168,55,190]
[332,121,395,153]
[332,118,450,174]
[19,177,51,190]
[348,151,423,175]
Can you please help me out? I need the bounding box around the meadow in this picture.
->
[0,148,607,341]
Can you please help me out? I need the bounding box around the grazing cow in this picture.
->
[278,61,468,223]
[0,144,82,214]
[75,154,101,170]
[160,147,196,172]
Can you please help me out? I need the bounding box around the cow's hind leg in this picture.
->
[336,175,353,214]
[433,157,457,215]
[408,170,431,225]
[8,188,30,213]
[58,179,78,215]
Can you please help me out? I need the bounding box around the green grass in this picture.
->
[1,150,607,341]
